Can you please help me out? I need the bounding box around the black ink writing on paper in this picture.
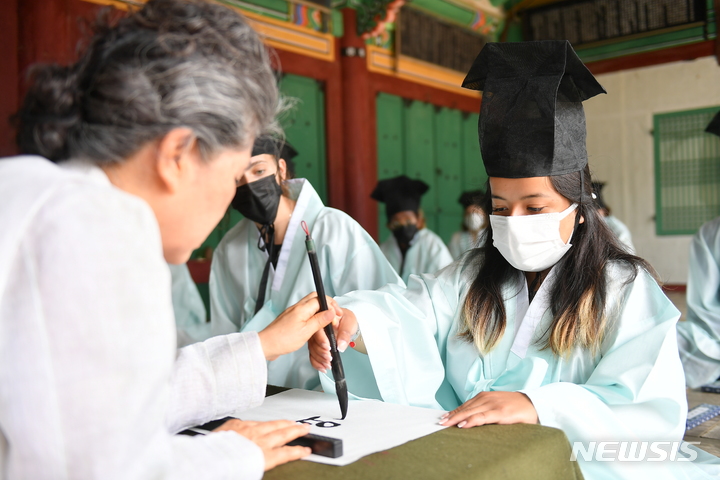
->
[297,415,341,428]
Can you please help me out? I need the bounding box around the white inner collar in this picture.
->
[271,180,312,291]
[511,266,557,359]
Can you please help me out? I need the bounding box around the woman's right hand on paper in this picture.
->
[214,419,312,470]
[309,307,359,372]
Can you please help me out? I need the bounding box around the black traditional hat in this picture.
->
[371,175,429,221]
[252,135,298,176]
[462,40,606,178]
[591,181,609,212]
[458,189,485,209]
[706,111,720,137]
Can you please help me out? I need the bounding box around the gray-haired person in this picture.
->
[1,0,343,478]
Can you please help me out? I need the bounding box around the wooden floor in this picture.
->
[686,389,720,457]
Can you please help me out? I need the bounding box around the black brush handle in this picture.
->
[305,235,348,419]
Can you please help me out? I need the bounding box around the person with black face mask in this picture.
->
[208,134,401,392]
[371,175,453,283]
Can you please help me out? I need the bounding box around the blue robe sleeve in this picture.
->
[209,241,244,336]
[677,217,720,387]
[169,263,209,346]
[448,232,462,259]
[421,230,454,275]
[329,261,470,408]
[315,209,404,295]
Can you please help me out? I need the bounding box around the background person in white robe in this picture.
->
[677,111,720,388]
[371,175,453,283]
[678,215,720,387]
[592,181,635,253]
[448,189,487,259]
[310,41,719,479]
[169,263,210,348]
[175,138,298,347]
[1,1,345,478]
[210,135,401,390]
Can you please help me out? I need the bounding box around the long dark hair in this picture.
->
[459,165,657,356]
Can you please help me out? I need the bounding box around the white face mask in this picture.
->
[489,203,578,272]
[464,212,485,232]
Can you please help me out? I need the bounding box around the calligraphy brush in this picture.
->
[301,221,348,419]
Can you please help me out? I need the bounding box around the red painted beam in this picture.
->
[340,8,378,238]
[662,284,687,293]
[369,72,481,114]
[585,41,715,75]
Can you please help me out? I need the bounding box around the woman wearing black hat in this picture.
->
[371,175,454,283]
[448,189,487,259]
[310,41,718,479]
[678,111,720,389]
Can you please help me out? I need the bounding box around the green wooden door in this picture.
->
[280,74,328,203]
[192,73,327,259]
[461,112,486,192]
[405,101,439,234]
[375,95,487,244]
[434,108,463,244]
[376,93,405,242]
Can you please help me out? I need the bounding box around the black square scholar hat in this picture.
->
[462,40,606,178]
[371,175,429,221]
[706,111,720,137]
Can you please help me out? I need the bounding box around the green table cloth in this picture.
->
[263,387,584,480]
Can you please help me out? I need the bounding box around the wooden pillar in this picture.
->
[323,42,346,212]
[340,8,378,238]
[0,0,19,156]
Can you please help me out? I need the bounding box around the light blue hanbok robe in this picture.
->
[448,229,486,260]
[322,253,720,479]
[209,178,402,390]
[380,228,453,283]
[604,215,635,254]
[677,216,720,387]
[168,263,209,347]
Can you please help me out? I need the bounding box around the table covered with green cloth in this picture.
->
[263,387,584,480]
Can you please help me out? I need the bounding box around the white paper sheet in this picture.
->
[237,389,448,466]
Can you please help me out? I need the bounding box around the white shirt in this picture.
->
[0,156,267,479]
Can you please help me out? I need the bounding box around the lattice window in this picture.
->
[524,0,706,47]
[398,7,486,73]
[654,106,720,235]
